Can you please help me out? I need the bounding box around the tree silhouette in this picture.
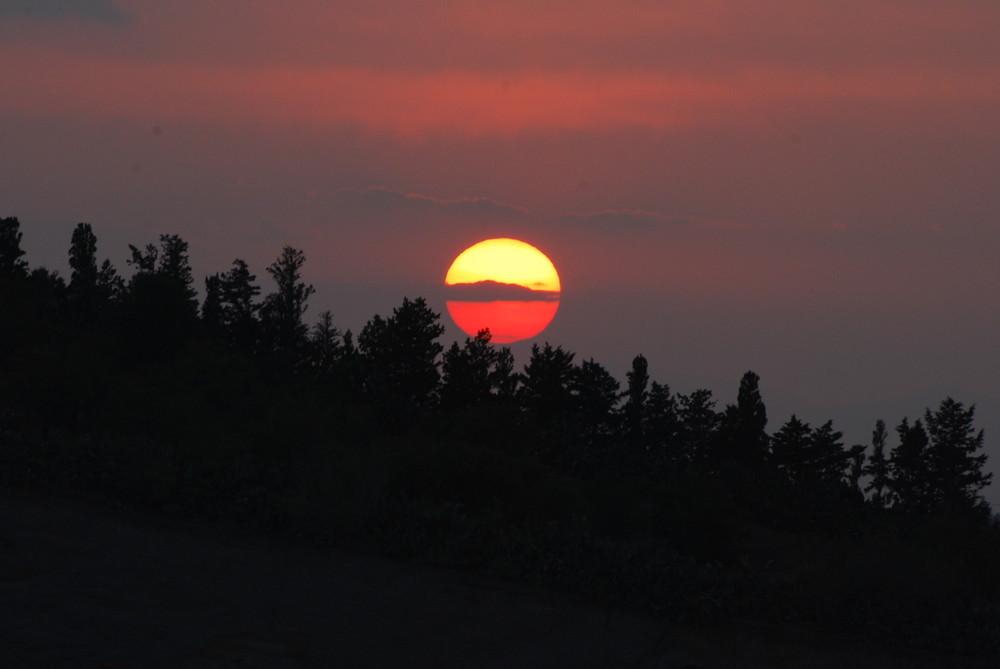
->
[846,443,866,495]
[219,259,262,351]
[489,339,517,400]
[67,223,120,320]
[864,419,891,508]
[517,342,577,465]
[441,329,515,410]
[29,267,67,299]
[261,246,314,355]
[770,414,813,484]
[769,416,851,487]
[3,221,1000,659]
[645,381,682,472]
[67,223,103,321]
[127,241,158,274]
[889,417,932,512]
[97,259,124,302]
[201,273,225,337]
[335,328,364,397]
[924,397,992,516]
[1,219,57,365]
[158,234,198,305]
[768,415,855,527]
[126,234,197,301]
[307,310,343,375]
[0,216,28,279]
[571,357,621,471]
[122,234,200,356]
[202,259,263,350]
[68,223,98,293]
[519,343,576,422]
[809,420,850,485]
[621,354,649,444]
[574,358,620,428]
[721,371,769,465]
[677,389,720,465]
[358,296,444,413]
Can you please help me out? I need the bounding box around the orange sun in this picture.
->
[445,238,560,344]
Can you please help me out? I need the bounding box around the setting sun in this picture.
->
[445,238,560,344]
[445,238,560,292]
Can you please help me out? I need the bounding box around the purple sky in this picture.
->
[4,1,1000,501]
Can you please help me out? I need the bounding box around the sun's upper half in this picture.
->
[445,238,560,293]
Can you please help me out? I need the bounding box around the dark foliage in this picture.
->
[261,246,314,357]
[721,370,769,465]
[2,216,998,660]
[358,296,445,419]
[924,398,993,517]
[864,419,890,508]
[441,329,516,410]
[890,417,933,512]
[0,216,29,279]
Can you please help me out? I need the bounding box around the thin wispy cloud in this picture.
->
[550,209,748,232]
[0,0,129,23]
[332,186,528,220]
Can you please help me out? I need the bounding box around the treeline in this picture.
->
[2,216,999,657]
[2,216,990,522]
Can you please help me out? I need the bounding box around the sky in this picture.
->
[3,1,1000,498]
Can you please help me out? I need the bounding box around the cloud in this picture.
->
[0,0,129,23]
[3,40,996,137]
[26,1,997,78]
[549,209,747,233]
[332,186,528,220]
[445,280,559,302]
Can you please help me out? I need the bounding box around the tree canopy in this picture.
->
[2,216,998,659]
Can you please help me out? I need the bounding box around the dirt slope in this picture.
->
[0,489,989,668]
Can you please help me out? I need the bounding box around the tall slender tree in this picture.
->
[219,259,261,351]
[261,246,315,354]
[846,444,867,494]
[66,223,121,313]
[645,381,682,471]
[97,259,124,303]
[621,354,649,443]
[677,389,721,465]
[68,223,99,294]
[67,223,105,320]
[307,310,342,375]
[201,273,225,337]
[573,358,620,445]
[157,234,196,303]
[864,419,891,508]
[889,417,932,512]
[721,370,769,465]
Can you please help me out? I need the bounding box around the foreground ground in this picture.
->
[0,489,991,668]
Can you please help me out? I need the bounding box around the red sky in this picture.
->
[3,0,1000,489]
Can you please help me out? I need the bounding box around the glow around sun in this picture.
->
[445,238,560,293]
[444,238,561,344]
